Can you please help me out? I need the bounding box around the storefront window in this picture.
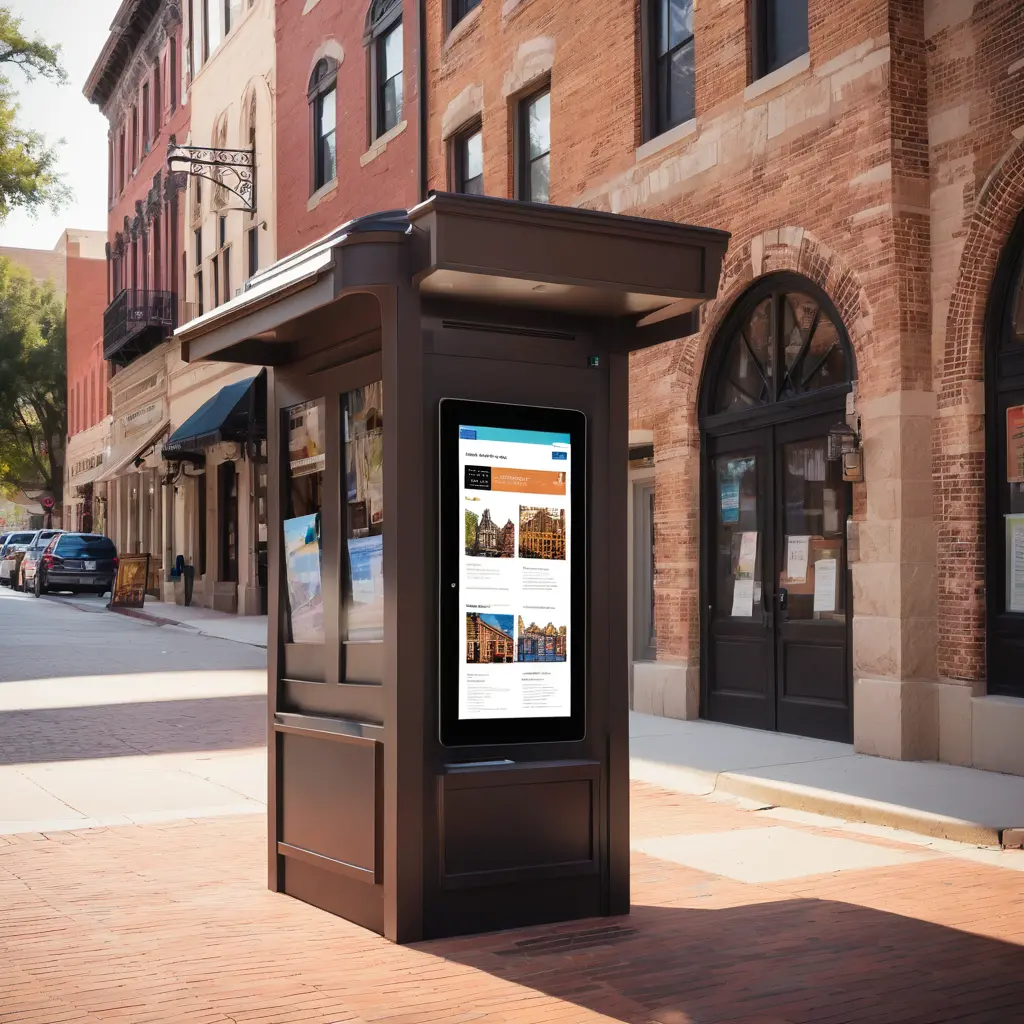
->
[779,440,846,621]
[1014,263,1024,339]
[342,383,383,642]
[283,399,326,644]
[714,454,761,618]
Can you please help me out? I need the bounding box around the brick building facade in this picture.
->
[274,0,422,258]
[61,229,110,533]
[86,0,190,588]
[425,0,1024,774]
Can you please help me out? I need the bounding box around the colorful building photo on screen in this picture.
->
[465,613,515,663]
[518,506,566,560]
[516,617,567,662]
[464,506,515,558]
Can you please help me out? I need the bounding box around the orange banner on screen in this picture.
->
[491,468,566,495]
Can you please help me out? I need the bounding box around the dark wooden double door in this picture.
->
[703,411,852,742]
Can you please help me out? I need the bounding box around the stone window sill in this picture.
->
[743,52,810,102]
[360,119,408,167]
[635,117,698,163]
[444,4,481,52]
[307,178,338,211]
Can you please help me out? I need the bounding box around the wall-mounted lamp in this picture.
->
[827,420,863,483]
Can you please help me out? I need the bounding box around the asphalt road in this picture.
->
[0,584,267,833]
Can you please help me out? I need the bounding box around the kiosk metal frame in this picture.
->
[177,194,728,942]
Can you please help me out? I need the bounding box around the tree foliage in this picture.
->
[0,257,66,503]
[0,8,69,221]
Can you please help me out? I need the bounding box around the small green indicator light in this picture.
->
[588,355,600,368]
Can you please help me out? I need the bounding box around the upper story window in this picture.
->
[118,129,125,191]
[451,0,481,29]
[645,0,695,139]
[131,105,139,169]
[308,58,338,193]
[153,60,161,132]
[169,35,177,112]
[366,0,403,140]
[452,121,483,195]
[518,86,550,204]
[750,0,808,80]
[142,82,151,151]
[107,139,113,205]
[204,0,222,61]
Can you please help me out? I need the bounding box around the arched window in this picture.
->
[706,275,853,417]
[1014,256,1024,340]
[365,0,403,140]
[308,58,338,193]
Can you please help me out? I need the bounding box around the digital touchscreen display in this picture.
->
[439,400,586,746]
[458,424,572,720]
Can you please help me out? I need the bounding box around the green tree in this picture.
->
[0,8,69,220]
[0,257,66,504]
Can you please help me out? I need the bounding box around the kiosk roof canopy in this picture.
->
[177,194,729,366]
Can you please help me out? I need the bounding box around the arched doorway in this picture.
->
[985,209,1024,698]
[699,272,855,741]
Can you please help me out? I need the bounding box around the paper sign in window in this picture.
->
[784,535,810,583]
[731,578,755,618]
[1006,514,1024,613]
[813,558,838,614]
[736,531,758,579]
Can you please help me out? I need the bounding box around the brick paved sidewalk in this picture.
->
[2,783,1023,1024]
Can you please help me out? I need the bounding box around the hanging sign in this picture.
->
[1006,514,1024,614]
[109,553,150,610]
[1008,406,1024,483]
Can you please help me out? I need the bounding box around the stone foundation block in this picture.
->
[631,661,698,720]
[971,695,1024,777]
[854,677,937,761]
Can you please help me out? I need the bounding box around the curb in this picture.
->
[629,757,1008,847]
[107,605,198,629]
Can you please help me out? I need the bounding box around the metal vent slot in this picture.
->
[494,924,638,956]
[440,320,576,342]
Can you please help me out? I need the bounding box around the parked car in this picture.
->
[34,533,118,597]
[0,531,38,587]
[18,530,64,592]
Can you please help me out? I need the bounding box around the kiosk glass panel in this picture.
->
[342,383,384,642]
[283,398,326,644]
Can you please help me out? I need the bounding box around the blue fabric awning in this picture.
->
[162,370,266,456]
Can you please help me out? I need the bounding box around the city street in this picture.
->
[2,590,1024,1023]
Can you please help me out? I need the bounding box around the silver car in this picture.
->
[0,531,38,587]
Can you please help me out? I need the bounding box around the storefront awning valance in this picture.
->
[96,422,170,482]
[162,370,267,457]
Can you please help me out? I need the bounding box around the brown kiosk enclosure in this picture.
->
[177,194,728,943]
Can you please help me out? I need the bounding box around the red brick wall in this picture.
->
[66,254,108,435]
[275,0,421,258]
[424,0,1024,694]
[106,28,190,309]
[930,0,1024,683]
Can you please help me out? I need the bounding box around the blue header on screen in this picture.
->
[459,425,571,445]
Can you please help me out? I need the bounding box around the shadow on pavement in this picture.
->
[0,694,266,764]
[419,899,1024,1023]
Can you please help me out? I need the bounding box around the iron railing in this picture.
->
[103,288,179,363]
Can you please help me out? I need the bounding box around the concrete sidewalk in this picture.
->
[629,711,1024,847]
[48,591,268,648]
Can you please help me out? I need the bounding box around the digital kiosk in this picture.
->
[176,194,728,942]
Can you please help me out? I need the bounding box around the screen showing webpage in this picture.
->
[458,425,572,720]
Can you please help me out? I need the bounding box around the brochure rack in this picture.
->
[176,194,728,942]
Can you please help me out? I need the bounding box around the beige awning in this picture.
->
[96,422,169,482]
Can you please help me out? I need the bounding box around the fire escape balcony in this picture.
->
[103,288,183,366]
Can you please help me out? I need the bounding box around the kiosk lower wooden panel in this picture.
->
[277,725,385,935]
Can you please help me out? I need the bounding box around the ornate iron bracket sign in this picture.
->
[166,139,256,214]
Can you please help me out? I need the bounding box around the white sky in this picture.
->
[0,0,121,250]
